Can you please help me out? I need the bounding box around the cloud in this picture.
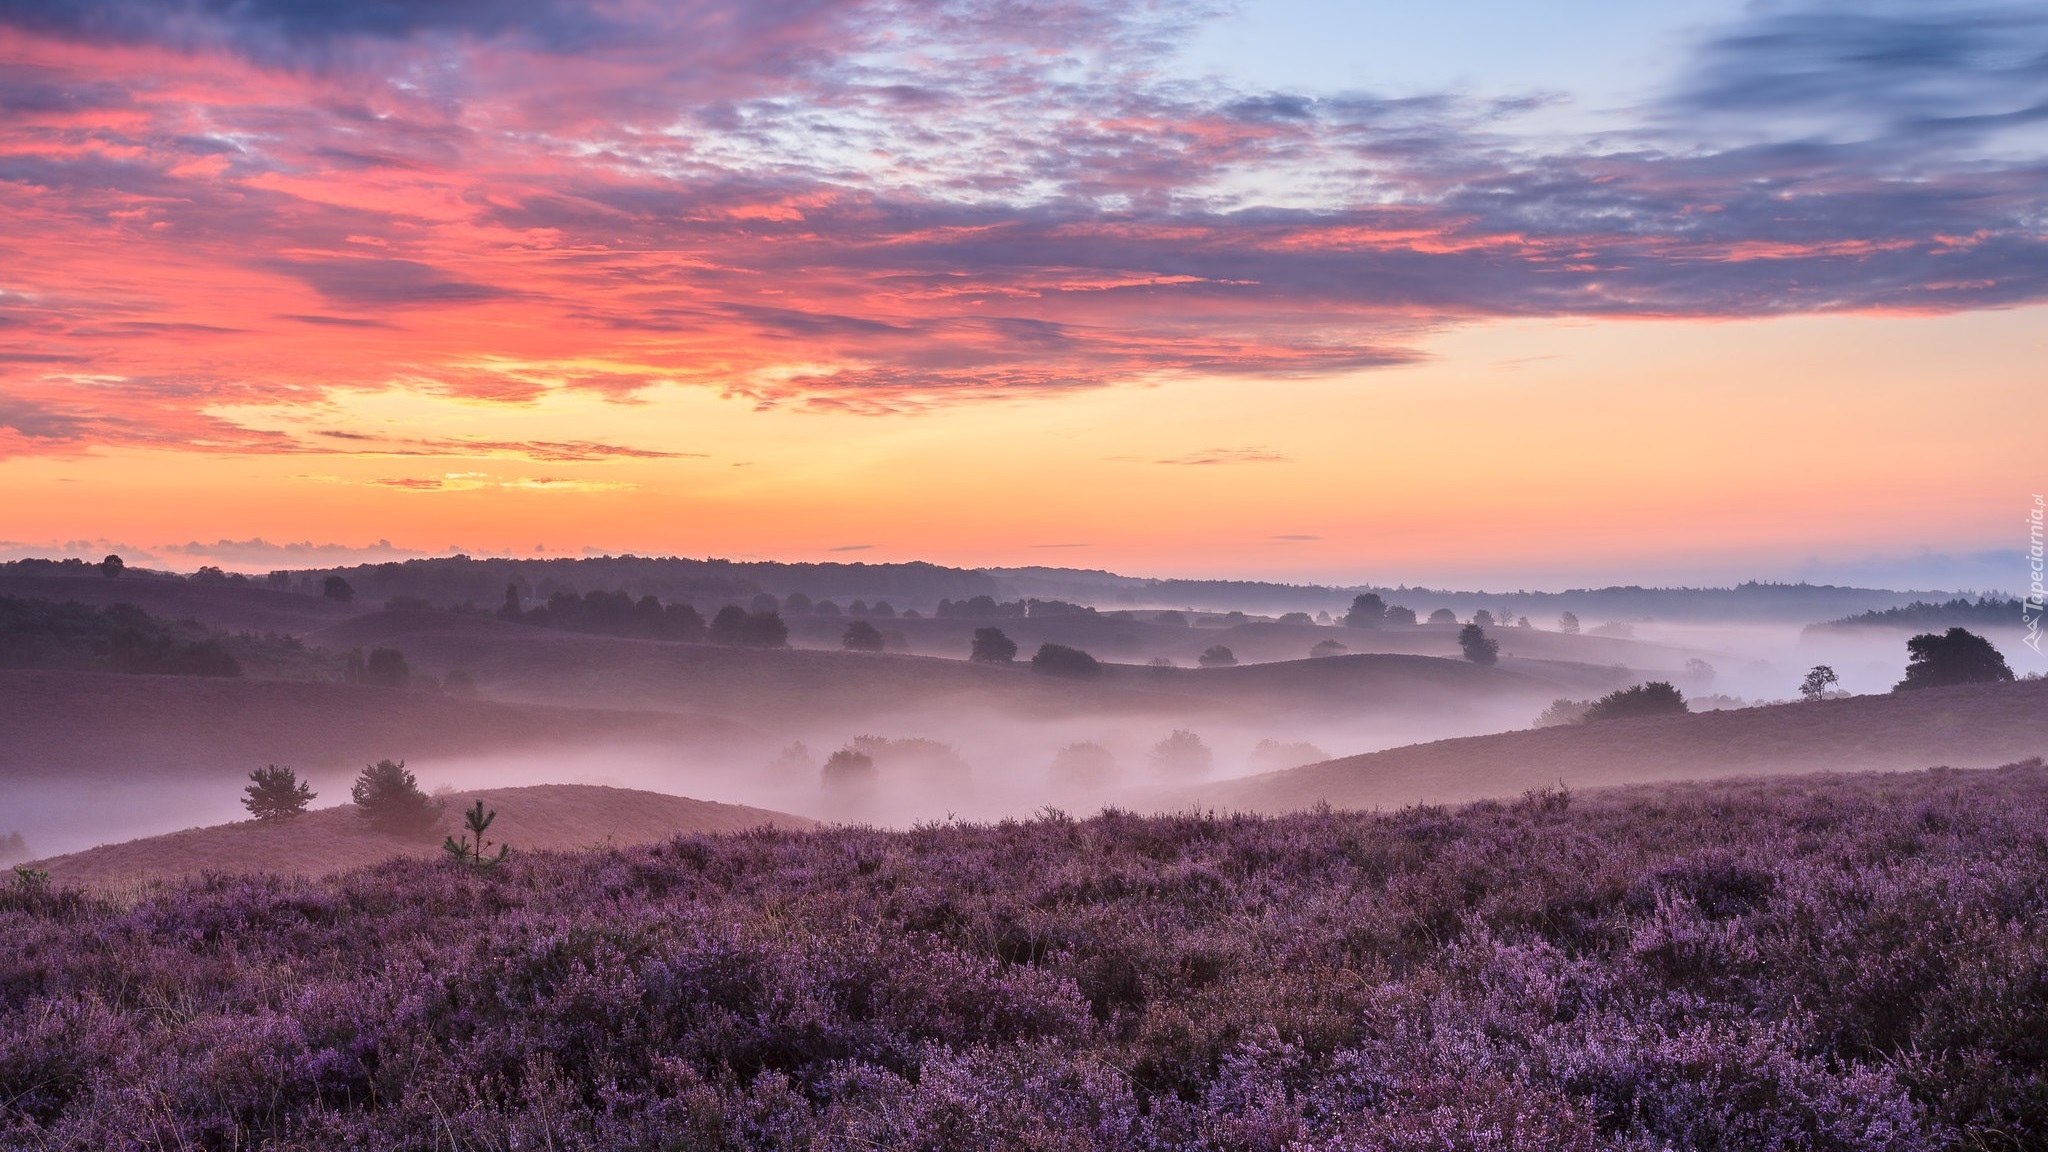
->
[1153,447,1291,466]
[1271,534,1320,541]
[0,0,2044,454]
[312,432,699,462]
[158,537,424,567]
[827,544,873,552]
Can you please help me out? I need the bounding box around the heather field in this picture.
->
[6,762,2047,1150]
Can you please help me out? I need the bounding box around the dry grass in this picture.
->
[1196,677,2048,813]
[28,783,814,888]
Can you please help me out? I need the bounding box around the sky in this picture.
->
[0,0,2043,590]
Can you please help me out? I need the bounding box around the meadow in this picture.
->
[6,760,2045,1150]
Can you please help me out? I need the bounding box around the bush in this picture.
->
[738,610,789,648]
[1895,627,2015,691]
[1150,729,1212,776]
[842,620,885,651]
[349,759,442,835]
[1049,742,1117,787]
[970,626,1018,664]
[1458,623,1499,665]
[322,575,354,602]
[1384,604,1418,626]
[1582,681,1688,722]
[1031,642,1101,678]
[1197,644,1237,668]
[1535,698,1590,727]
[242,765,314,821]
[1427,608,1457,624]
[1309,639,1347,658]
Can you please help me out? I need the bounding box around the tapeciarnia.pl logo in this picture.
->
[2027,494,2044,656]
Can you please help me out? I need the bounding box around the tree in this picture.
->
[99,554,123,579]
[346,647,411,688]
[322,575,355,602]
[1310,639,1348,658]
[970,626,1018,664]
[708,604,748,644]
[243,764,314,821]
[497,583,524,622]
[1031,643,1101,678]
[820,747,876,788]
[1558,611,1580,635]
[1198,644,1238,668]
[1384,605,1418,626]
[1457,623,1499,665]
[737,610,788,648]
[842,620,885,651]
[1799,665,1840,701]
[1684,658,1717,687]
[783,592,813,615]
[1343,594,1386,628]
[1049,742,1117,787]
[1895,627,2014,691]
[1150,729,1212,776]
[443,800,509,869]
[1427,608,1458,625]
[1582,682,1688,722]
[1472,609,1495,629]
[351,759,442,834]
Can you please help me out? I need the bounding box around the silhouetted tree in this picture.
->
[1558,611,1580,634]
[870,600,896,619]
[749,593,780,615]
[708,605,748,644]
[1310,639,1347,658]
[323,575,355,603]
[1150,729,1212,776]
[842,620,885,651]
[970,626,1018,664]
[346,646,411,688]
[1800,665,1840,701]
[243,764,314,821]
[1582,682,1688,722]
[665,602,706,642]
[1344,594,1387,628]
[1031,643,1101,678]
[1198,644,1238,667]
[820,747,876,788]
[1384,605,1418,626]
[1472,609,1495,629]
[1427,608,1457,625]
[1895,627,2014,691]
[1458,623,1499,665]
[737,610,789,648]
[497,583,524,622]
[350,759,442,834]
[1684,658,1716,687]
[99,554,123,579]
[814,599,842,616]
[783,592,813,615]
[848,600,870,616]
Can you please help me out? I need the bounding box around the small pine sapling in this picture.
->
[444,800,510,869]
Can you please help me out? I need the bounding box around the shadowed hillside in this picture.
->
[1195,678,2048,813]
[27,784,812,888]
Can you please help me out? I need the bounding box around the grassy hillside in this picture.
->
[27,784,812,888]
[3,763,2043,1147]
[1197,678,2048,813]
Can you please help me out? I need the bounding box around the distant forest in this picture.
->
[0,595,243,676]
[0,554,1979,625]
[1808,596,2026,632]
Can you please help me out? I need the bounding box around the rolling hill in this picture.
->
[1195,677,2048,813]
[26,784,813,888]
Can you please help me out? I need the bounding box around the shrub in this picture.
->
[1049,742,1117,787]
[1310,639,1348,658]
[1458,622,1499,665]
[321,575,354,602]
[1383,604,1418,626]
[1535,698,1590,727]
[1427,608,1457,624]
[738,610,789,648]
[1197,644,1237,668]
[970,626,1018,664]
[842,620,885,651]
[349,759,442,835]
[1150,729,1212,776]
[242,765,314,821]
[1895,627,2014,691]
[443,800,509,869]
[1031,643,1101,678]
[1582,681,1688,722]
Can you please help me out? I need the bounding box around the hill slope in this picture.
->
[27,784,812,888]
[1197,678,2048,813]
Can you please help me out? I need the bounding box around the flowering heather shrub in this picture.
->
[5,762,2048,1149]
